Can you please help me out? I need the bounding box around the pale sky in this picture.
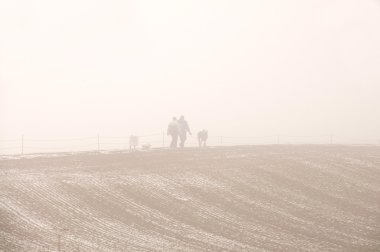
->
[1,0,380,148]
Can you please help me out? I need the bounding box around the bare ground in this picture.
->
[1,145,380,252]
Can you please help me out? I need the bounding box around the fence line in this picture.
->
[24,137,96,142]
[0,133,379,155]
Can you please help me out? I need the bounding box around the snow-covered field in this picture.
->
[1,146,380,251]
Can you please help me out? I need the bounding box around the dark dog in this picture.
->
[197,130,208,147]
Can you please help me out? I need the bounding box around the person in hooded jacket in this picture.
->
[167,117,180,148]
[178,115,191,148]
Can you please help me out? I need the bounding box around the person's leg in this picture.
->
[179,134,186,148]
[179,135,183,148]
[173,134,178,148]
[170,135,175,148]
[183,134,187,147]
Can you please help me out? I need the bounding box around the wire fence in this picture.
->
[0,133,379,155]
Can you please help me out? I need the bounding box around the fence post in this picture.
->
[57,233,61,252]
[56,228,68,252]
[162,132,165,147]
[220,136,223,146]
[97,134,100,152]
[21,135,24,155]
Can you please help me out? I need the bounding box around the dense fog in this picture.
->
[1,0,379,145]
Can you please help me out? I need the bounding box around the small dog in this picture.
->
[197,130,208,147]
[141,144,151,150]
[129,135,139,150]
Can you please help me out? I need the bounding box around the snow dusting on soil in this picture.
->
[1,146,380,251]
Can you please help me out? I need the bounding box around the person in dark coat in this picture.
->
[167,117,179,148]
[178,115,191,148]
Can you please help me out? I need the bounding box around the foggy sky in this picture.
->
[1,0,380,144]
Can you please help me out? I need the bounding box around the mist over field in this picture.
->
[1,0,380,145]
[1,1,380,252]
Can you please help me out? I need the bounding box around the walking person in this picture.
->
[167,117,179,148]
[178,115,191,148]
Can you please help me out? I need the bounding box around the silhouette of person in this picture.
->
[167,117,179,148]
[178,115,191,148]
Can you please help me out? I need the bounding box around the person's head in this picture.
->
[172,117,177,121]
[180,115,184,120]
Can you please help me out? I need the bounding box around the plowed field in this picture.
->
[1,146,380,251]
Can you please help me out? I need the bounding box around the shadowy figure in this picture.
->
[129,135,138,151]
[167,117,179,148]
[178,115,191,148]
[198,130,208,147]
